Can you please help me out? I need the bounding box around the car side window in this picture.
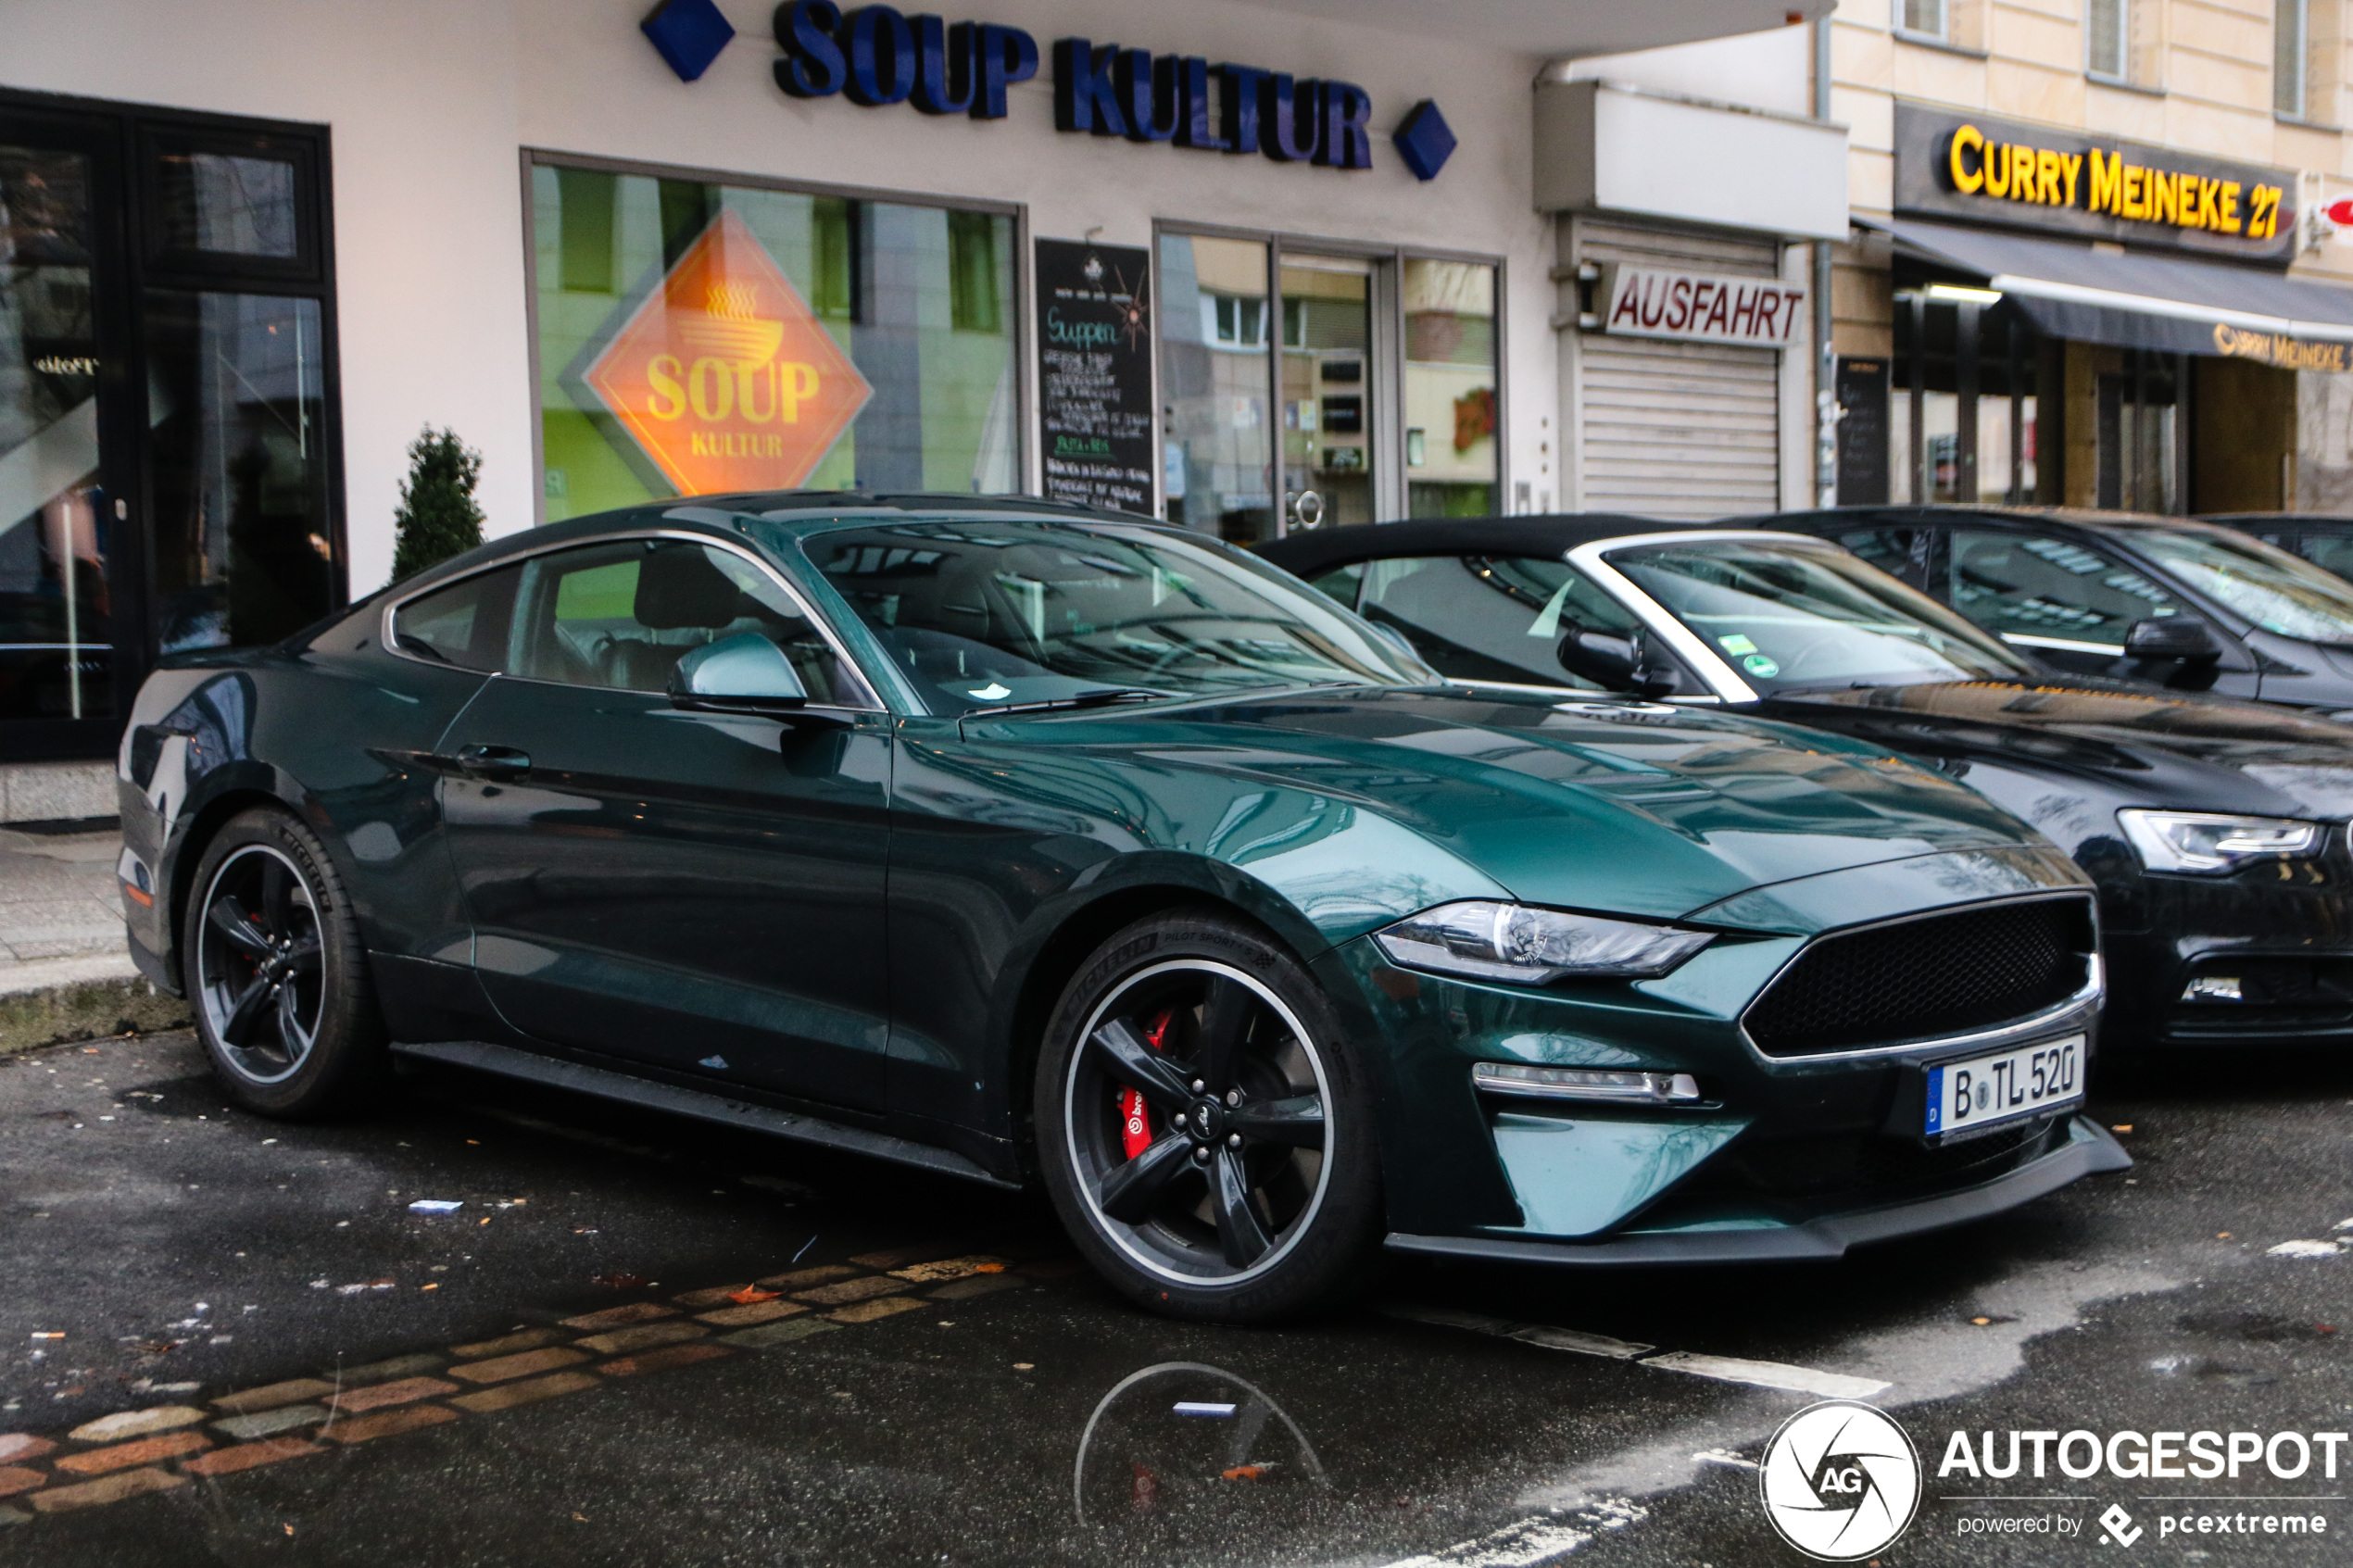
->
[1945,529,2181,650]
[1352,555,1644,689]
[389,566,522,671]
[1303,561,1365,608]
[2296,532,2353,582]
[506,538,875,704]
[1835,528,1926,589]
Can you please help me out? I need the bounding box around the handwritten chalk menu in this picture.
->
[1036,239,1154,515]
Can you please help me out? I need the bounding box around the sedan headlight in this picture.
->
[1373,900,1713,984]
[2117,809,2324,873]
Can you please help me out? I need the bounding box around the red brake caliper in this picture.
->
[1118,1009,1175,1160]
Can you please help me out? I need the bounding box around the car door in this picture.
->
[434,533,895,1110]
[1937,524,2259,697]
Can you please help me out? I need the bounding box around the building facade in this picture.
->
[0,0,1845,783]
[1825,0,2353,513]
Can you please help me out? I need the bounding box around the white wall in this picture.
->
[5,0,1564,589]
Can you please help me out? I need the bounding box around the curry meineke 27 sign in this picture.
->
[1894,102,2296,264]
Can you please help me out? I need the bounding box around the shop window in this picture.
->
[1892,293,2040,505]
[531,159,1020,520]
[2085,0,2158,84]
[1283,254,1375,529]
[1403,258,1498,519]
[1162,233,1275,542]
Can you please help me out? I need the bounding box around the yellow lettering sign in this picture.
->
[1949,124,1985,194]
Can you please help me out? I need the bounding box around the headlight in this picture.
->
[1373,900,1713,984]
[2117,809,2324,872]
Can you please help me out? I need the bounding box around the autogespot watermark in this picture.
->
[1755,1408,2348,1558]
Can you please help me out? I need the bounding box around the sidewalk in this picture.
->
[0,824,187,1051]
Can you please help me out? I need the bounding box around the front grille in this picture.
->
[1744,897,2090,1057]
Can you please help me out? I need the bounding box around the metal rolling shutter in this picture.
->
[1572,220,1784,521]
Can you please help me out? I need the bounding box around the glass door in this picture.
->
[1279,253,1376,531]
[0,114,127,746]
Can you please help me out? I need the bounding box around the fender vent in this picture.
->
[1744,897,2091,1057]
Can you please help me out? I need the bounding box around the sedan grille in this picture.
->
[1744,897,2091,1057]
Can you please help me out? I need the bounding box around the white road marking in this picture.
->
[1639,1349,1889,1399]
[2265,1238,2346,1258]
[1379,1499,1646,1568]
[1379,1304,1652,1360]
[1692,1448,1759,1471]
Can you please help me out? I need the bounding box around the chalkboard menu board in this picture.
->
[1035,239,1154,515]
[1835,358,1892,506]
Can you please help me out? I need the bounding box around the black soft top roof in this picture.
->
[1252,514,1737,576]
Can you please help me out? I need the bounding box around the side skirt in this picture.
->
[389,1038,1021,1191]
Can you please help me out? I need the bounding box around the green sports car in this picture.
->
[117,495,2121,1322]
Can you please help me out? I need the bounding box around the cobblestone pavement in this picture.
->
[0,1032,2347,1567]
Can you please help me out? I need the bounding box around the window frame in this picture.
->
[1153,219,1507,534]
[2084,0,2130,84]
[518,147,1033,526]
[380,526,887,710]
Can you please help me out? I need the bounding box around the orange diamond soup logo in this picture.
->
[585,209,870,495]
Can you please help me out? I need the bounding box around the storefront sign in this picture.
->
[1894,104,2296,265]
[583,210,871,494]
[638,0,1455,180]
[1035,239,1154,514]
[1598,265,1807,347]
[2211,323,2352,372]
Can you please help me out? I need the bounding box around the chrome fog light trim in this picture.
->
[1471,1062,1702,1104]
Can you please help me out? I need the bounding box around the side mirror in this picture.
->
[667,633,810,713]
[1557,621,1677,697]
[2125,617,2220,664]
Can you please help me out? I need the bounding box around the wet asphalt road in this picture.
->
[1,1031,2348,1568]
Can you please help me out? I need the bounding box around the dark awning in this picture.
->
[1863,217,2353,358]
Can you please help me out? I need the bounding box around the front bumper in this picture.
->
[1386,1114,2129,1266]
[2096,866,2353,1045]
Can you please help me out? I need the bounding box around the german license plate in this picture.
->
[1924,1034,2084,1142]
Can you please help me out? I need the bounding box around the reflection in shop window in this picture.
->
[1404,258,1497,519]
[532,163,1019,521]
[1161,233,1274,543]
[0,144,112,721]
[146,292,333,653]
[156,151,299,259]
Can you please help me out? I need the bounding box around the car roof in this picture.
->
[389,491,1163,596]
[1767,503,2246,540]
[2204,511,2353,527]
[1252,514,1739,575]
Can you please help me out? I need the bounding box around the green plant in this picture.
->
[389,427,485,583]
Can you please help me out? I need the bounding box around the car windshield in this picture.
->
[791,517,1432,714]
[1605,536,2035,694]
[2124,526,2353,643]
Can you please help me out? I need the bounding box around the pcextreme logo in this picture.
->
[584,208,871,495]
[1759,1400,1923,1562]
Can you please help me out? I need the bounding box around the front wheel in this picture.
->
[1034,910,1383,1323]
[183,807,388,1117]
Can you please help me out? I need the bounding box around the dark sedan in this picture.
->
[1761,505,2353,717]
[1260,516,2353,1050]
[118,495,2119,1322]
[2205,511,2353,587]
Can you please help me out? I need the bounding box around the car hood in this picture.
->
[963,685,2055,923]
[1752,679,2353,820]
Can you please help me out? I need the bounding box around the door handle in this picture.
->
[453,744,532,782]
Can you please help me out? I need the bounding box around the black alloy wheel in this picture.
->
[182,807,388,1116]
[196,844,323,1083]
[1037,911,1382,1322]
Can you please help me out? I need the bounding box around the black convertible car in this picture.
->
[119,495,2120,1322]
[1261,516,2353,1050]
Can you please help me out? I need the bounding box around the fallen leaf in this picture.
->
[726,1287,780,1305]
[1013,1361,1035,1371]
[975,1262,1006,1273]
[1222,1465,1266,1482]
[2218,1232,2233,1240]
[1969,1317,1991,1326]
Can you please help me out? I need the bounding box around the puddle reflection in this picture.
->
[1073,1361,1328,1529]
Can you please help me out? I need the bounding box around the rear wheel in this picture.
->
[183,808,387,1116]
[1035,910,1382,1322]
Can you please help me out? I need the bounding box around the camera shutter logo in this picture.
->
[1758,1400,1922,1561]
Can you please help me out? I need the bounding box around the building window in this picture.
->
[1899,0,1947,40]
[2087,0,2129,81]
[530,157,1021,523]
[2279,0,2309,117]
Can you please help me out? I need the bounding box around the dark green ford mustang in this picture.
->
[117,495,2123,1321]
